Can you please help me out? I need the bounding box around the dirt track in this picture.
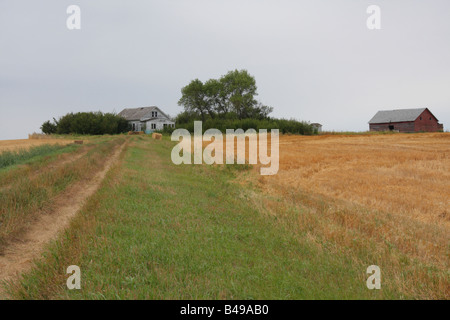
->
[0,141,126,299]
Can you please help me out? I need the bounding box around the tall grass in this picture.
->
[0,144,69,170]
[0,137,126,251]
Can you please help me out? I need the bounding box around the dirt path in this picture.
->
[0,141,127,299]
[0,146,94,192]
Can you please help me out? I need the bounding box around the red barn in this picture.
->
[368,108,444,132]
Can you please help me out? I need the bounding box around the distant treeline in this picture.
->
[41,112,130,135]
[170,113,317,135]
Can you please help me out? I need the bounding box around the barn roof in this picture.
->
[368,108,429,124]
[118,106,169,121]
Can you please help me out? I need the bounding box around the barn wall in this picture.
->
[370,122,415,132]
[414,109,441,132]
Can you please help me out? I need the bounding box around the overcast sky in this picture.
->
[1,0,449,140]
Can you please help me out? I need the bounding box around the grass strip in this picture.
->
[0,144,71,170]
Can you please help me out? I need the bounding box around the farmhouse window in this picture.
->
[151,123,156,129]
[420,117,422,120]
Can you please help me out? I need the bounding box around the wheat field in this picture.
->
[0,139,72,153]
[204,132,449,225]
[265,133,450,225]
[201,132,450,224]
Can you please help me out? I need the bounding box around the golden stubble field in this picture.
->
[267,133,450,225]
[0,139,73,153]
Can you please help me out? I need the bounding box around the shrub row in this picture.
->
[172,118,317,135]
[41,112,130,135]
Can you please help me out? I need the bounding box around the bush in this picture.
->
[41,121,57,134]
[174,116,316,135]
[41,112,130,135]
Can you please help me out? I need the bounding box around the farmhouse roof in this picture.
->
[368,108,430,124]
[118,106,170,121]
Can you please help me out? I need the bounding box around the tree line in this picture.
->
[41,112,130,135]
[175,69,316,135]
[173,118,316,135]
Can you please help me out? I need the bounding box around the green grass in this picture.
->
[7,136,395,299]
[0,144,72,170]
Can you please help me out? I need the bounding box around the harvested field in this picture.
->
[199,132,449,224]
[264,133,450,225]
[0,139,73,153]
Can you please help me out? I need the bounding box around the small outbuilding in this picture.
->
[368,108,443,132]
[311,123,323,133]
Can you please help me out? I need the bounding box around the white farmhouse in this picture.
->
[118,106,175,133]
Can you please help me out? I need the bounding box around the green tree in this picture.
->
[220,69,258,119]
[204,78,227,116]
[40,120,57,134]
[178,70,272,122]
[178,79,210,122]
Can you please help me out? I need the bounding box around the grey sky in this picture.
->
[1,0,449,140]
